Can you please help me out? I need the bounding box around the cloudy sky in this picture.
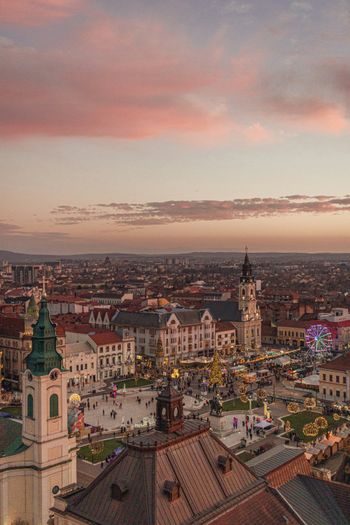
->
[1,0,350,254]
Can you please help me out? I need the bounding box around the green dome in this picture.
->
[25,297,63,376]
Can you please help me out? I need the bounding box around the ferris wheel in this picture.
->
[305,324,333,355]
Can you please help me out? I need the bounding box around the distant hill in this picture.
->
[1,249,350,264]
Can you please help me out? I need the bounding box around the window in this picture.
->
[343,377,347,384]
[336,376,340,383]
[329,389,333,396]
[322,374,326,381]
[27,393,33,418]
[329,375,333,382]
[323,388,326,395]
[49,394,59,418]
[336,390,340,397]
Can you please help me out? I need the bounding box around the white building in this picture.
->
[112,308,216,367]
[0,297,76,525]
[65,341,97,390]
[65,328,136,382]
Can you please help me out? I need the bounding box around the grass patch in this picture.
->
[114,378,153,389]
[78,438,124,463]
[282,411,346,443]
[223,398,258,411]
[0,406,22,417]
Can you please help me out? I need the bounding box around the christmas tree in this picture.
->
[209,350,223,386]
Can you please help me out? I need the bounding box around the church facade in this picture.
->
[206,252,262,352]
[0,297,77,525]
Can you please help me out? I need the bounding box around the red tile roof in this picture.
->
[88,332,123,345]
[319,353,350,371]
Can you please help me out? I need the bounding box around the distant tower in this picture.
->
[22,296,76,524]
[238,249,261,351]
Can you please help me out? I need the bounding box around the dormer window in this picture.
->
[163,480,180,502]
[218,455,233,474]
[111,480,128,501]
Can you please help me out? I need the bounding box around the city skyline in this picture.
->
[1,0,350,253]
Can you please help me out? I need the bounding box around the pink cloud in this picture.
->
[0,0,84,26]
[0,14,349,142]
[0,18,232,141]
[243,122,274,143]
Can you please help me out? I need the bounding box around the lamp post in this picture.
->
[248,393,253,415]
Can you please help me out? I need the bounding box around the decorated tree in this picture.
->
[209,350,223,387]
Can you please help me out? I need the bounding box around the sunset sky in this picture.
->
[1,0,350,254]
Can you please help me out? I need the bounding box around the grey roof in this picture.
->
[204,300,242,322]
[112,309,209,328]
[247,445,304,477]
[278,474,350,525]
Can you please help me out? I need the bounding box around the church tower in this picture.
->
[238,249,261,351]
[22,296,76,524]
[239,249,258,319]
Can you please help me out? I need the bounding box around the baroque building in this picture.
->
[206,252,262,352]
[0,296,76,525]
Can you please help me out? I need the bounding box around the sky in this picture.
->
[1,0,350,254]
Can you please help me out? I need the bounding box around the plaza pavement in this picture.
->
[83,387,205,431]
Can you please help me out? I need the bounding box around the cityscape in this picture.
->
[1,1,350,525]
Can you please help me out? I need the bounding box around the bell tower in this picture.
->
[156,374,184,433]
[22,296,76,525]
[239,248,258,320]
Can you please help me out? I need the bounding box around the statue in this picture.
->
[210,392,223,417]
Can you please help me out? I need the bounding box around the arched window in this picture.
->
[49,394,59,418]
[27,393,34,418]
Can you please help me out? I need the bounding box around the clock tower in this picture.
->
[237,249,262,351]
[22,296,77,524]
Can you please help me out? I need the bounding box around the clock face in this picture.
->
[52,485,60,495]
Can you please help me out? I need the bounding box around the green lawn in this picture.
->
[223,398,258,411]
[0,406,22,417]
[78,438,124,463]
[114,378,153,389]
[282,411,347,443]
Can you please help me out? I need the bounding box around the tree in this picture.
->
[209,350,223,387]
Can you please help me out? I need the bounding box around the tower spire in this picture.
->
[241,246,253,282]
[25,297,63,376]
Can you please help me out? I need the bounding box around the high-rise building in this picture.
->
[12,264,40,285]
